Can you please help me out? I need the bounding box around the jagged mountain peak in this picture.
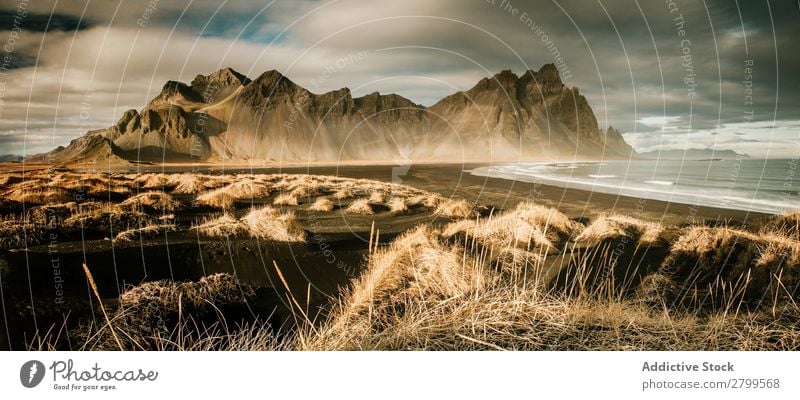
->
[147,80,204,107]
[532,63,562,83]
[192,67,249,86]
[469,69,522,94]
[252,69,292,85]
[189,67,251,102]
[37,65,636,164]
[355,91,421,108]
[494,69,520,82]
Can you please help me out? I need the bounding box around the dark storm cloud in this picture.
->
[0,9,92,70]
[0,0,797,156]
[0,11,91,32]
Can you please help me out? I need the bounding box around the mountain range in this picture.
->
[33,64,634,164]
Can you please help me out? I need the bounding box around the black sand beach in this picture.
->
[166,163,769,228]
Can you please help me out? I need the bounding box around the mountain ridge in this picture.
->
[32,64,635,164]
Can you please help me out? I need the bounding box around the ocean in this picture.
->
[469,158,800,214]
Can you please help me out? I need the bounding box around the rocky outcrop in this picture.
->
[36,65,635,164]
[189,67,250,103]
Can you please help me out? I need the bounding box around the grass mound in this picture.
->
[195,179,269,209]
[114,222,176,242]
[273,193,299,206]
[368,191,386,204]
[433,198,473,218]
[309,197,334,212]
[575,214,663,245]
[763,211,800,239]
[194,208,306,242]
[346,199,374,215]
[120,191,181,212]
[332,187,354,200]
[4,187,74,205]
[443,202,580,251]
[220,179,270,199]
[134,173,169,189]
[0,217,44,249]
[84,273,256,350]
[167,173,214,194]
[63,202,154,232]
[301,223,800,350]
[242,206,306,242]
[641,226,800,308]
[28,202,79,225]
[196,189,236,209]
[306,226,493,348]
[194,214,246,237]
[387,197,408,213]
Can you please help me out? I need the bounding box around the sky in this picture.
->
[0,0,798,157]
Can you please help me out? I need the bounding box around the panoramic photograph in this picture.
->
[0,0,799,359]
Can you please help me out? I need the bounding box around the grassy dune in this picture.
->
[3,169,798,350]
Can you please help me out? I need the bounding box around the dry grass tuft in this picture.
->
[309,197,334,212]
[305,226,493,348]
[114,223,176,242]
[220,179,270,200]
[576,214,663,245]
[196,189,236,209]
[289,181,320,198]
[764,211,800,239]
[0,217,44,249]
[641,226,800,308]
[83,273,256,350]
[273,193,299,206]
[332,187,354,200]
[443,202,580,252]
[120,191,181,212]
[62,202,154,232]
[242,206,305,242]
[28,202,79,224]
[4,187,74,205]
[193,214,246,237]
[387,197,408,213]
[134,173,169,189]
[368,191,386,204]
[168,173,213,194]
[346,198,374,215]
[193,208,305,242]
[195,179,269,209]
[407,193,442,208]
[434,198,473,218]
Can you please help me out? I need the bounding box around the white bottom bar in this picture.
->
[1,352,796,399]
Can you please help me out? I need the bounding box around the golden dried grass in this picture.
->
[242,206,305,242]
[346,198,374,215]
[309,197,334,212]
[434,198,473,218]
[273,193,299,206]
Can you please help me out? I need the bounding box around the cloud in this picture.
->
[0,0,798,156]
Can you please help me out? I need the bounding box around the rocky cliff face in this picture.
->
[39,64,634,164]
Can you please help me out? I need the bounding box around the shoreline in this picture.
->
[306,163,770,228]
[0,161,771,228]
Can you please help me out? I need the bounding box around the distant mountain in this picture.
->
[32,65,635,164]
[0,154,23,163]
[639,148,750,160]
